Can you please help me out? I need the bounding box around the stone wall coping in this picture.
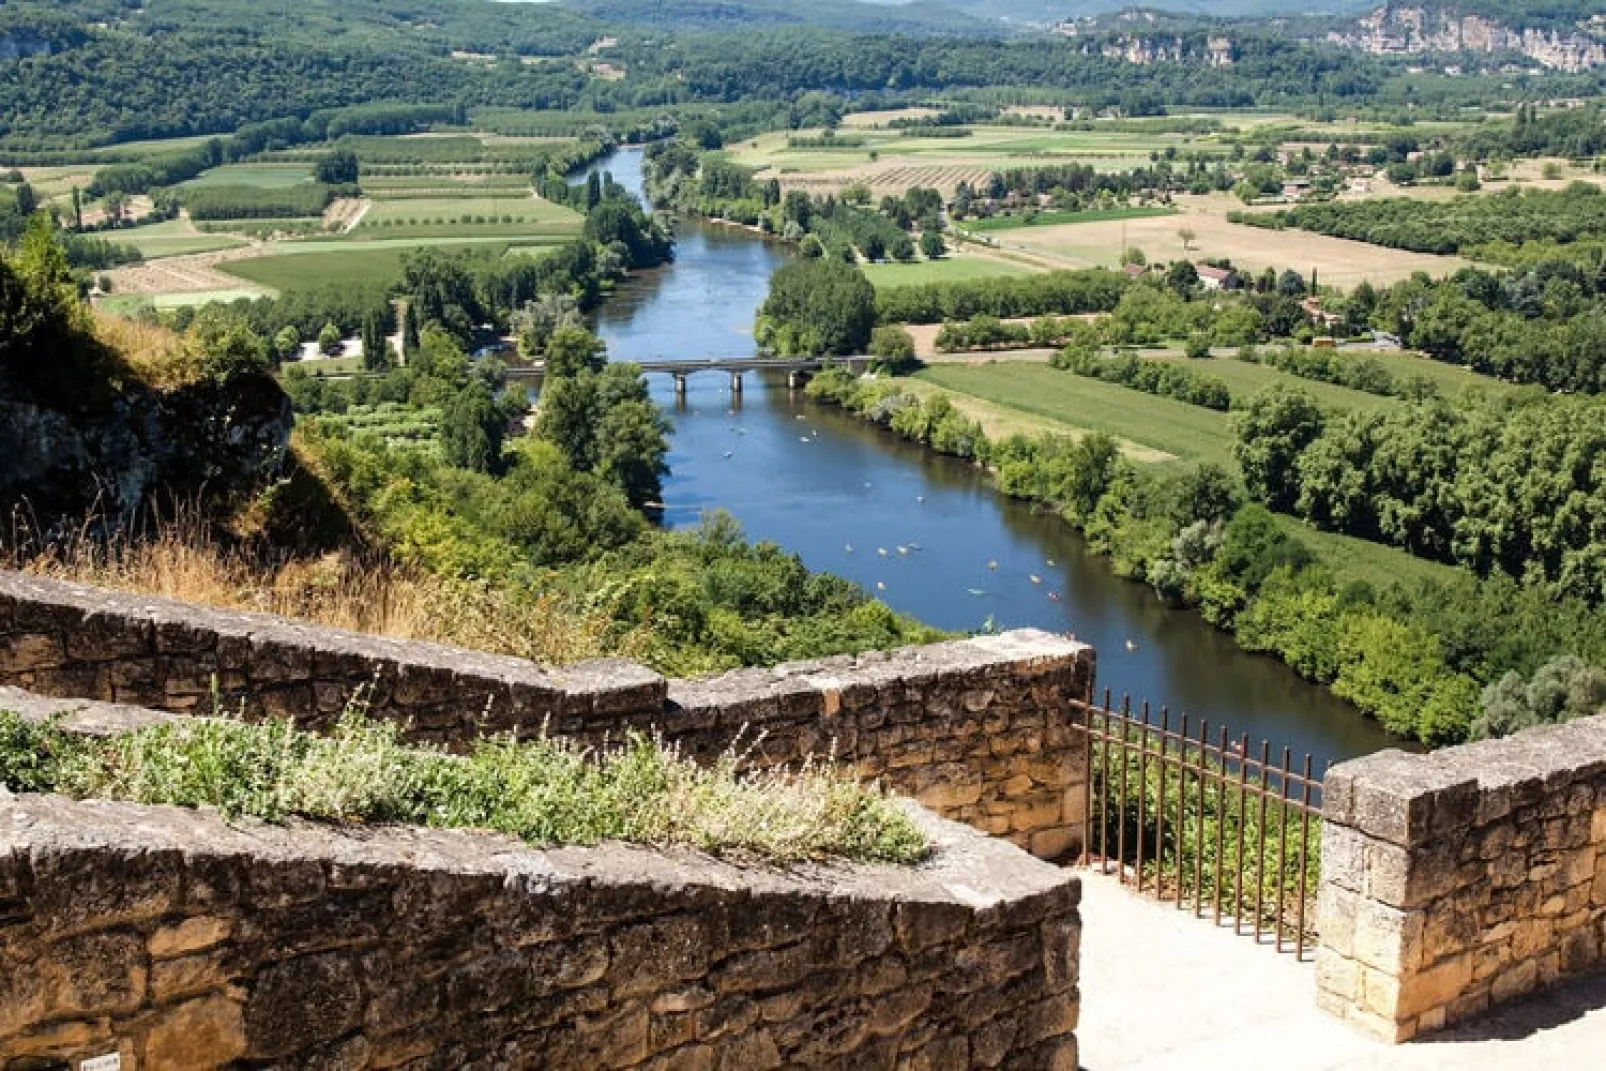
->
[0,788,1077,914]
[1324,713,1606,847]
[668,630,1090,718]
[0,685,182,736]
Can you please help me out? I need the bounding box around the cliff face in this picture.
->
[0,372,292,528]
[1330,6,1606,71]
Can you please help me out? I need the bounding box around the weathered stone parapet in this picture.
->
[1315,715,1606,1041]
[0,570,669,739]
[661,632,1094,861]
[0,791,1081,1069]
[0,571,1094,861]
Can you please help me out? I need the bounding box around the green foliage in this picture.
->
[1472,656,1606,740]
[876,268,1127,326]
[0,708,927,864]
[1243,389,1606,602]
[1231,386,1324,512]
[757,258,876,357]
[1250,184,1606,257]
[1054,349,1232,412]
[182,183,356,221]
[440,381,505,474]
[935,315,1028,353]
[314,149,361,185]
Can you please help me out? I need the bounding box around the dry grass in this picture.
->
[90,312,201,390]
[14,514,638,668]
[1001,194,1473,286]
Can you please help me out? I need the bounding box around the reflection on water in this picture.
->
[578,149,1397,769]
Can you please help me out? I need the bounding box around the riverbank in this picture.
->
[803,362,1500,747]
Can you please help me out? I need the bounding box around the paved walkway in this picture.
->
[1077,871,1606,1070]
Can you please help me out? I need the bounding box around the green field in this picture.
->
[220,237,551,291]
[916,363,1235,465]
[181,165,314,189]
[113,219,247,259]
[90,135,217,157]
[351,195,581,240]
[861,257,1033,289]
[100,288,267,316]
[222,248,422,291]
[910,362,1462,588]
[361,174,533,191]
[1323,347,1521,397]
[286,355,367,378]
[1145,354,1403,414]
[964,206,1178,233]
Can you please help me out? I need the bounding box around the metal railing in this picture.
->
[1072,692,1324,960]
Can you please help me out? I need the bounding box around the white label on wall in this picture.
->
[80,1055,122,1071]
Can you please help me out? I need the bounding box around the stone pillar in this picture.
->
[672,372,687,397]
[787,370,801,390]
[729,370,743,394]
[1316,716,1606,1041]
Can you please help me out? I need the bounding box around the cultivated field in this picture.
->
[997,195,1474,285]
[111,219,248,259]
[723,124,1227,196]
[180,164,314,189]
[861,256,1032,289]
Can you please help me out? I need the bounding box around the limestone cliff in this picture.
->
[1329,5,1606,72]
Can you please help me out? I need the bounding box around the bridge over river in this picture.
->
[503,355,870,394]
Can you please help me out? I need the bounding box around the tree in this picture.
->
[596,397,671,509]
[102,192,127,227]
[1232,386,1324,511]
[70,187,82,231]
[1177,227,1197,251]
[869,325,916,362]
[273,326,300,361]
[317,321,343,356]
[1121,246,1146,267]
[401,303,421,358]
[1470,656,1606,740]
[920,229,946,259]
[360,310,389,372]
[755,258,876,357]
[512,293,582,359]
[440,381,504,474]
[14,184,36,217]
[1183,332,1212,360]
[314,150,360,185]
[584,197,673,269]
[544,326,606,378]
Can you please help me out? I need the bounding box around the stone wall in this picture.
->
[0,571,1094,860]
[0,791,1081,1070]
[1316,715,1606,1041]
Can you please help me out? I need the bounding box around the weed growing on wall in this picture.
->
[0,706,930,866]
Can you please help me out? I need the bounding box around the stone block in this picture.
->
[40,931,147,1019]
[1395,953,1471,1018]
[143,994,246,1071]
[1351,899,1424,975]
[0,632,64,674]
[244,951,363,1057]
[1489,957,1539,1004]
[1316,950,1360,1003]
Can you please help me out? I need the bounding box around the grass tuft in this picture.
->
[0,707,929,866]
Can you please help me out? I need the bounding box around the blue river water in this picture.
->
[579,148,1397,769]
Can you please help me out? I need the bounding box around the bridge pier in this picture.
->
[729,371,743,395]
[787,370,804,391]
[672,373,687,398]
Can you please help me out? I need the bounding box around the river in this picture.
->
[580,148,1396,770]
